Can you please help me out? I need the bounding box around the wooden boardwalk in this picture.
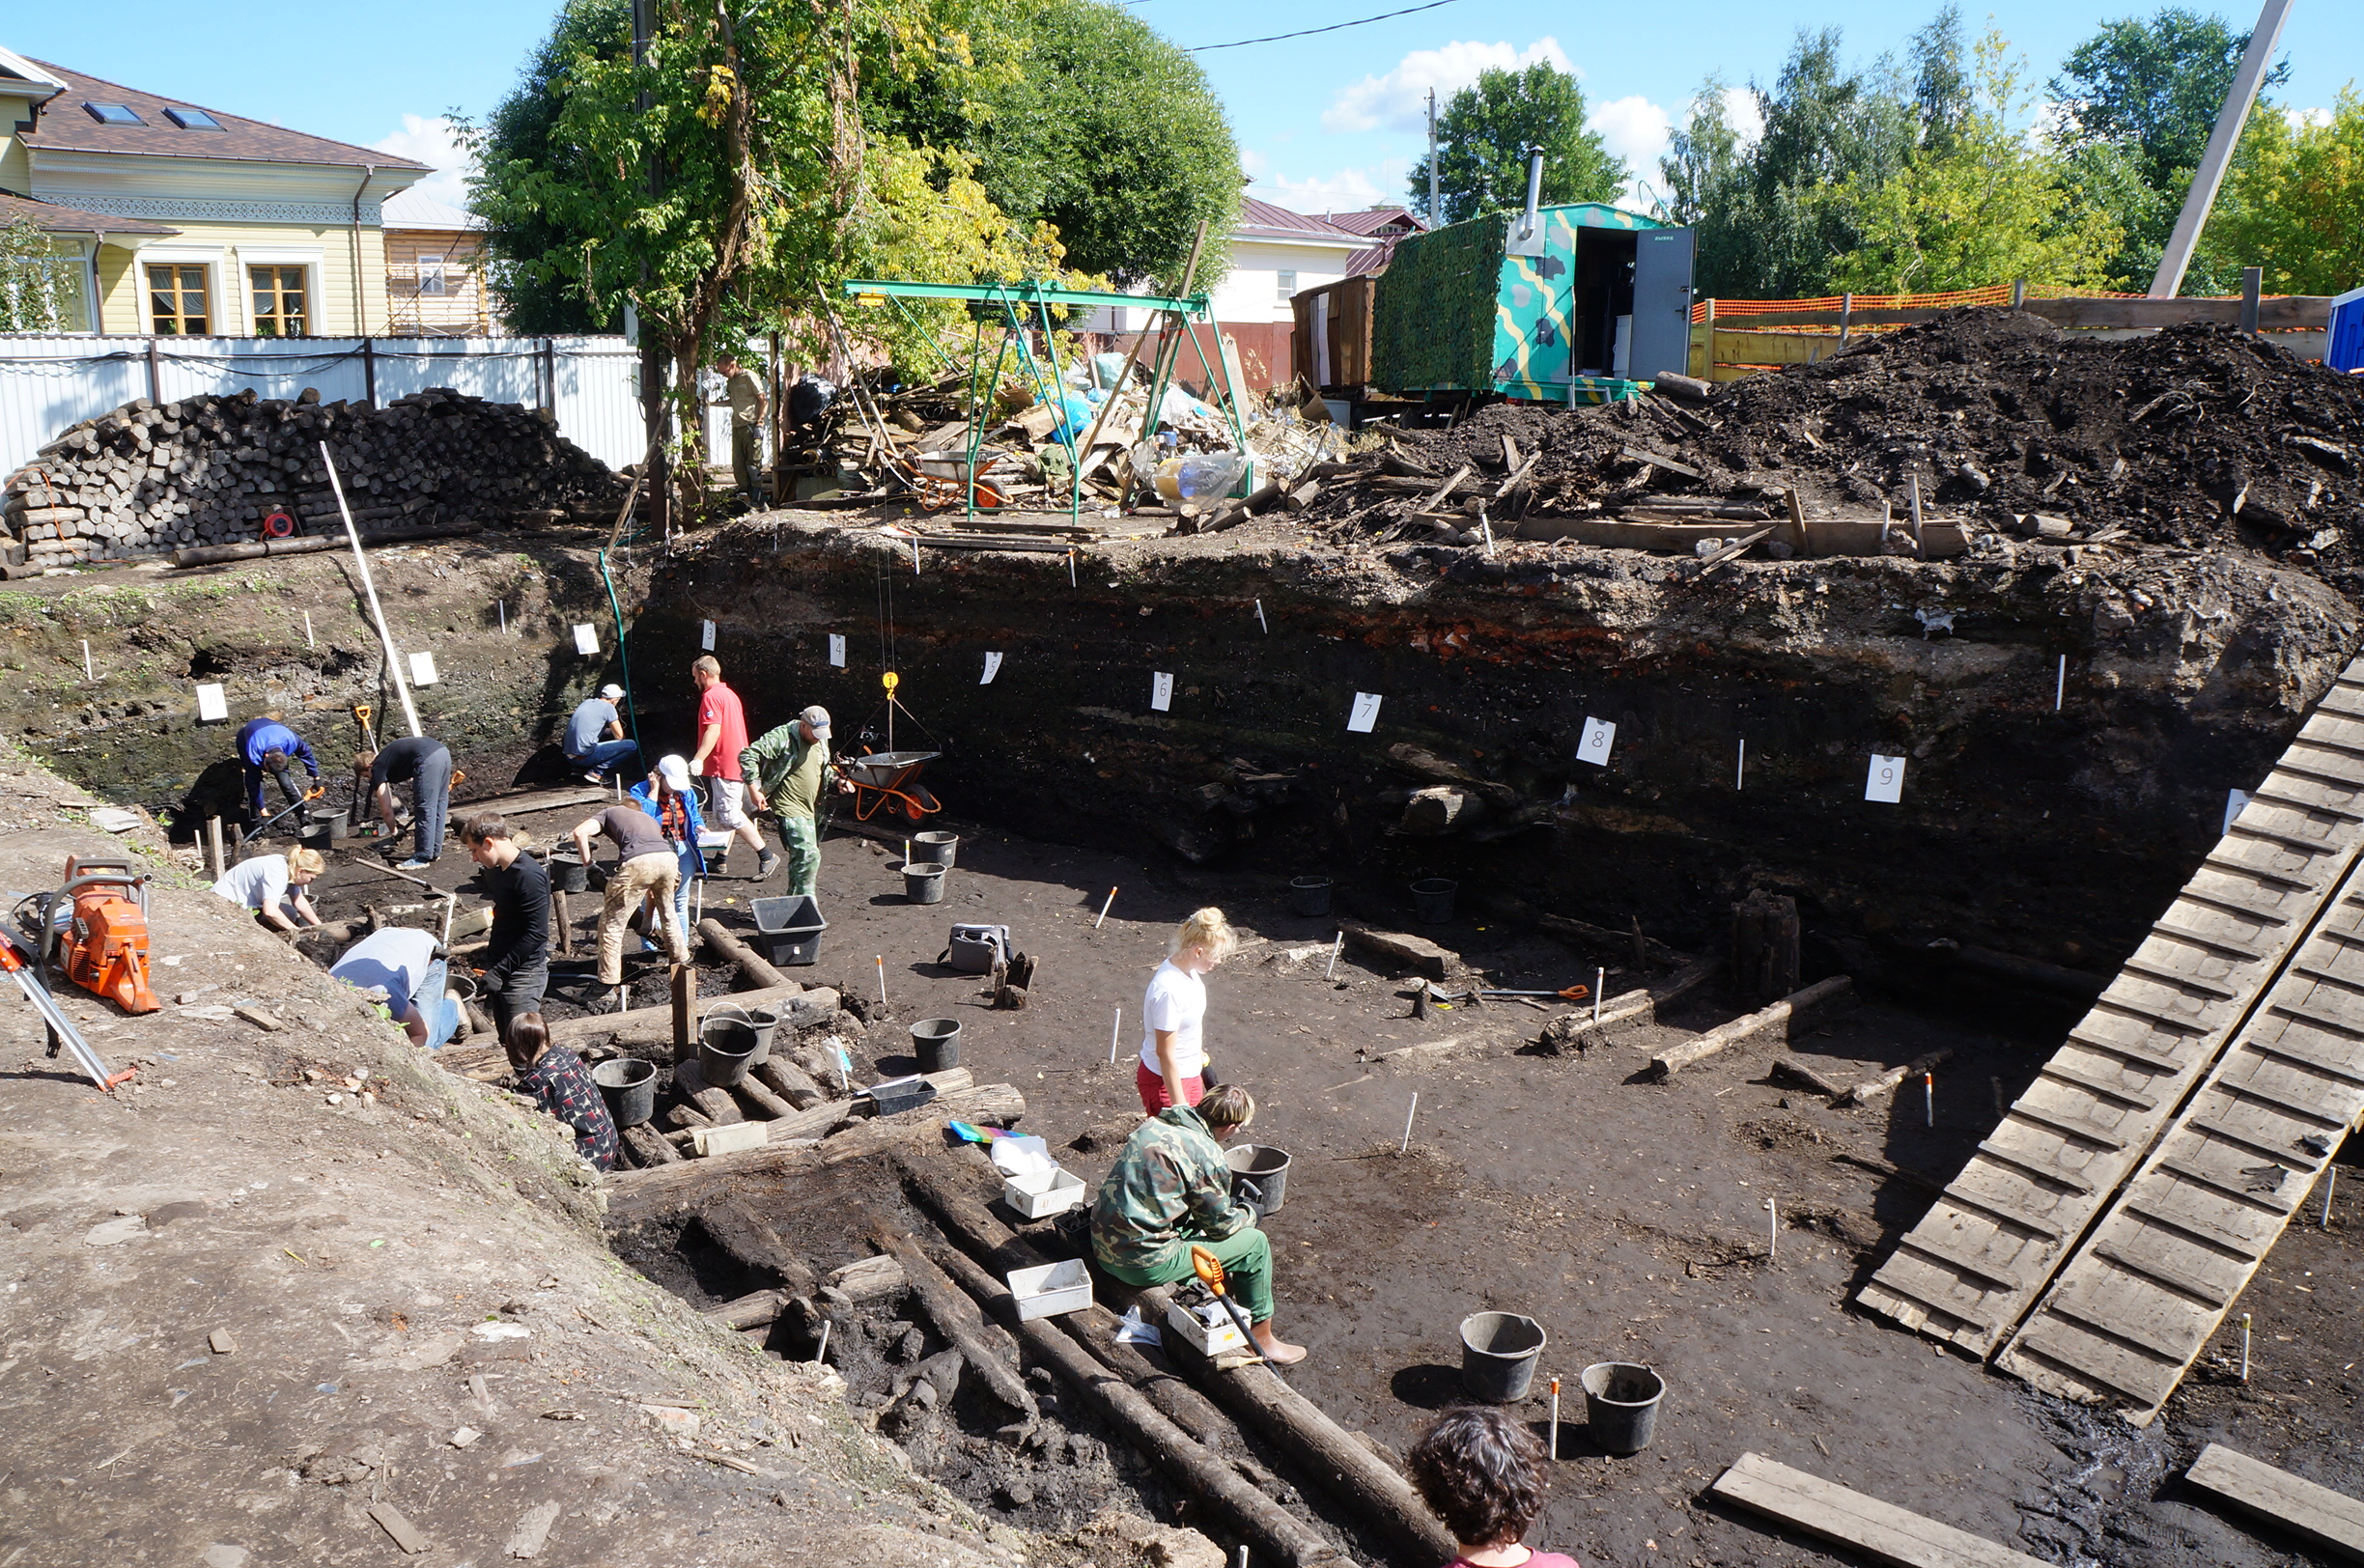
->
[1858,658,2364,1362]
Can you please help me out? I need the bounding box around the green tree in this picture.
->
[2048,8,2290,290]
[1406,63,1626,227]
[1658,74,1746,227]
[1825,30,2123,293]
[0,214,77,333]
[2201,89,2364,294]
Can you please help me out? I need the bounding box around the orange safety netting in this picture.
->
[1691,281,2150,323]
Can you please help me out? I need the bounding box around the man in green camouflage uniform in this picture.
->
[740,704,839,897]
[1089,1085,1306,1365]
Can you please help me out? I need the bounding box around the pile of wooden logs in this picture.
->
[3,385,622,567]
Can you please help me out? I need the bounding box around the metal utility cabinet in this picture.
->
[1294,199,1694,416]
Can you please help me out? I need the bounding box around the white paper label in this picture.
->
[194,682,228,722]
[572,624,598,656]
[982,653,1003,685]
[1150,672,1173,712]
[1866,754,1906,803]
[2223,789,2249,835]
[700,619,716,651]
[408,651,439,686]
[1346,692,1383,734]
[828,633,846,668]
[1576,716,1617,767]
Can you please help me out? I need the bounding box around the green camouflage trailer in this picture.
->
[1367,203,1693,406]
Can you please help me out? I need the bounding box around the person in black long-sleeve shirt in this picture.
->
[462,814,549,1040]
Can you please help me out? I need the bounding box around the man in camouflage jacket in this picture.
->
[1088,1086,1305,1365]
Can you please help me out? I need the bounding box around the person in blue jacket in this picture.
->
[235,711,320,826]
[629,753,707,949]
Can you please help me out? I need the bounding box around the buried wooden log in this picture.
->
[695,1195,820,1297]
[697,917,792,990]
[1651,975,1855,1079]
[899,1149,1447,1565]
[602,1082,1027,1210]
[1338,923,1461,982]
[924,1229,1351,1568]
[671,1059,746,1125]
[754,1055,827,1110]
[1398,786,1487,836]
[1834,1047,1954,1108]
[703,1289,786,1330]
[733,1076,797,1121]
[619,1124,681,1165]
[1537,911,1686,968]
[869,1224,1038,1419]
[895,1153,1244,1453]
[1770,1058,1853,1099]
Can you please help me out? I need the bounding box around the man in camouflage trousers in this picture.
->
[1087,1084,1305,1365]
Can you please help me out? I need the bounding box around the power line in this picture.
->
[1188,0,1466,51]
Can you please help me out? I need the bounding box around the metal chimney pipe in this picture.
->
[1519,146,1545,240]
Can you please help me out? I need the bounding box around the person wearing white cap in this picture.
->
[630,753,708,947]
[563,684,638,782]
[740,705,848,897]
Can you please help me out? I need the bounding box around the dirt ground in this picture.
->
[572,798,2360,1568]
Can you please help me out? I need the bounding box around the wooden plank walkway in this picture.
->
[2184,1443,2364,1561]
[1709,1452,2051,1568]
[1857,658,2364,1356]
[1994,871,2364,1420]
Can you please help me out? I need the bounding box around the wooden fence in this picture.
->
[1687,278,2335,381]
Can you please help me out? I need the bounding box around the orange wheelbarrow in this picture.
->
[841,750,942,823]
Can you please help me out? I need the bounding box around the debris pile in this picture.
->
[1291,312,2364,574]
[4,387,622,568]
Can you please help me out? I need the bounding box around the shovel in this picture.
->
[1189,1245,1260,1351]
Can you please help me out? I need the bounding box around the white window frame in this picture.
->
[417,253,448,296]
[1276,269,1297,302]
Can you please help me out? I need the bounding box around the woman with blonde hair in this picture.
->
[212,847,325,934]
[1138,906,1238,1115]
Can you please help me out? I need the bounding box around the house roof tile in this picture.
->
[1237,198,1364,243]
[0,188,175,237]
[20,60,428,170]
[1319,206,1425,238]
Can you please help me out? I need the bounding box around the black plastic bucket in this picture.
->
[1225,1144,1292,1212]
[1459,1311,1546,1403]
[592,1057,657,1127]
[912,1017,962,1074]
[1289,877,1333,917]
[1411,878,1458,925]
[549,850,590,894]
[915,830,960,870]
[904,861,947,905]
[746,1005,781,1058]
[1580,1361,1665,1454]
[698,1018,758,1086]
[706,1002,770,1067]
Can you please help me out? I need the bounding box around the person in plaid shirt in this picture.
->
[503,1014,618,1171]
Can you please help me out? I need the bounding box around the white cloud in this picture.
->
[1589,96,1673,176]
[2287,104,2334,130]
[374,114,477,210]
[1251,163,1401,216]
[1722,84,1765,146]
[1322,39,1574,135]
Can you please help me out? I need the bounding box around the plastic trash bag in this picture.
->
[990,1134,1055,1177]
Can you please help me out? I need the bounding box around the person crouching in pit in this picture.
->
[1088,1083,1306,1365]
[503,1013,617,1172]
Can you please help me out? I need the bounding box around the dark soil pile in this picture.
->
[1303,309,2364,578]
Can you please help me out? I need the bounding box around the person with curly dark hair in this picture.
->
[1405,1408,1583,1568]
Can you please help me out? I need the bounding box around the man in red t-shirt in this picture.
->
[689,656,774,878]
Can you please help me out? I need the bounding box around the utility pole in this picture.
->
[633,0,671,539]
[2149,0,2293,298]
[1426,89,1441,227]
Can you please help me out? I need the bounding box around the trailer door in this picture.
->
[1627,226,1696,382]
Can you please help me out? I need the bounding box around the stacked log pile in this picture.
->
[4,386,623,569]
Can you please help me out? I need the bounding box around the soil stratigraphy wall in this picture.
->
[636,520,2356,983]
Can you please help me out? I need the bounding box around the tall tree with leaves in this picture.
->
[2200,90,2364,294]
[2047,8,2290,291]
[0,215,77,333]
[1406,63,1626,227]
[1824,29,2122,293]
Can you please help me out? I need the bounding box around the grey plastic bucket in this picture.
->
[1411,878,1458,924]
[1459,1311,1546,1403]
[1289,877,1333,917]
[698,1018,758,1086]
[904,861,947,905]
[1225,1144,1292,1212]
[915,830,959,870]
[707,1002,771,1067]
[912,1017,962,1074]
[592,1057,657,1127]
[1581,1361,1665,1454]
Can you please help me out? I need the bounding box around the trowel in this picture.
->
[1189,1245,1260,1353]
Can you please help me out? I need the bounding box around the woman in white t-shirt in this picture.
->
[211,848,325,934]
[1138,907,1239,1114]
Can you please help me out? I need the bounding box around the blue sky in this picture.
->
[7,1,2355,219]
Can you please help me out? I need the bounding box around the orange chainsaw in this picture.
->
[35,857,160,1015]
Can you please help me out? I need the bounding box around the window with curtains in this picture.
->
[146,263,209,334]
[248,265,308,336]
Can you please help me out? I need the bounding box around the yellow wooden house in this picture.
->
[1,45,425,335]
